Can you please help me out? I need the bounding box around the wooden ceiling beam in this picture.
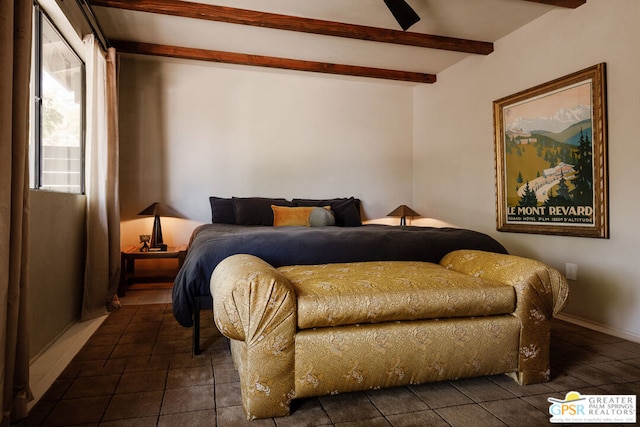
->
[111,39,437,84]
[523,0,586,8]
[90,0,493,55]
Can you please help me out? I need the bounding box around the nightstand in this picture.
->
[118,244,187,296]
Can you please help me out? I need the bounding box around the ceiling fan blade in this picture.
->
[383,0,420,31]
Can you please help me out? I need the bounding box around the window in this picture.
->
[31,7,85,194]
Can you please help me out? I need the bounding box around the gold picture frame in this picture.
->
[493,63,608,238]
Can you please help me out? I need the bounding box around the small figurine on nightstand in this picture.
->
[139,234,151,252]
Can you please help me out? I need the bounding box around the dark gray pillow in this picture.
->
[233,197,295,225]
[293,197,362,226]
[209,197,235,224]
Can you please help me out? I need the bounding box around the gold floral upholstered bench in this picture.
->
[211,249,569,420]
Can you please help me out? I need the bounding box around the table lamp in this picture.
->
[138,202,182,250]
[387,204,420,226]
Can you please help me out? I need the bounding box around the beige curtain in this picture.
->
[82,35,121,320]
[0,1,34,425]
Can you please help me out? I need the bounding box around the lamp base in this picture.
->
[150,215,163,248]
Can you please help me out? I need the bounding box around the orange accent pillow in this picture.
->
[272,206,316,226]
[272,206,332,227]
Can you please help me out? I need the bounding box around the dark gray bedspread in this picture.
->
[172,224,508,327]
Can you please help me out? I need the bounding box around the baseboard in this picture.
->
[556,312,640,344]
[28,314,108,411]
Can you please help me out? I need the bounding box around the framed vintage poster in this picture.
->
[493,63,608,238]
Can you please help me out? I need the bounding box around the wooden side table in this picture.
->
[119,244,187,296]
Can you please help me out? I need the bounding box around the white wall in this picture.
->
[414,0,640,340]
[118,59,415,246]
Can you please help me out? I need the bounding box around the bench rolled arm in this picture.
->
[440,249,569,384]
[211,254,297,419]
[440,250,569,317]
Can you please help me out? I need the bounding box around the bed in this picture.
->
[172,199,508,354]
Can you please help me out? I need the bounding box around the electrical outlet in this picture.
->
[565,263,578,280]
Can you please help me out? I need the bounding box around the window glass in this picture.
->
[32,11,84,193]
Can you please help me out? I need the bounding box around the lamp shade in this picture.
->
[137,202,182,218]
[387,204,420,226]
[138,202,182,248]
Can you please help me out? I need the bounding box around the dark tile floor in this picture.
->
[18,304,640,426]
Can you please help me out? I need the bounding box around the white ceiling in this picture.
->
[92,0,559,78]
